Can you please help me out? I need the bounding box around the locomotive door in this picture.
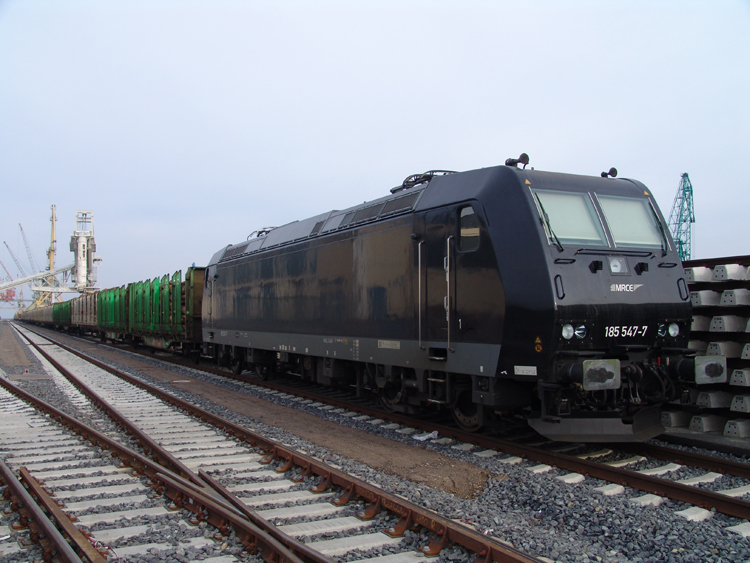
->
[423,208,456,359]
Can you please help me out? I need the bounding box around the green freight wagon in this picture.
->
[97,285,128,341]
[128,266,204,356]
[52,300,72,328]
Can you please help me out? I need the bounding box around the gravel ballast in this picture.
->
[3,322,750,562]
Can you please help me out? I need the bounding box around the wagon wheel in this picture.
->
[451,388,482,432]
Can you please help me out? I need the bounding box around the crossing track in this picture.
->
[0,370,310,563]
[0,456,87,563]
[5,323,543,563]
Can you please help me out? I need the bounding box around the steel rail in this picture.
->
[0,377,308,563]
[154,472,310,563]
[17,328,209,489]
[19,467,108,563]
[0,459,84,563]
[20,325,544,563]
[196,470,337,563]
[618,442,750,480]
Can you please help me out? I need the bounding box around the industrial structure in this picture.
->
[667,172,696,261]
[0,206,101,312]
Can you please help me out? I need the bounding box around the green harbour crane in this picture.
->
[667,173,695,261]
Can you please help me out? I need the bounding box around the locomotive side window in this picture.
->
[596,195,665,250]
[533,190,607,247]
[459,206,480,251]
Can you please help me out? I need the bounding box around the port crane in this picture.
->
[0,206,101,311]
[667,173,695,261]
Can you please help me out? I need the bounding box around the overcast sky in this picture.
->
[1,0,748,316]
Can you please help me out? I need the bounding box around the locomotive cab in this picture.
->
[502,168,726,441]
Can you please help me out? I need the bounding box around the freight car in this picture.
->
[96,267,204,354]
[19,267,204,356]
[202,157,726,441]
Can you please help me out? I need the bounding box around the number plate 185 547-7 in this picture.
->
[604,325,648,338]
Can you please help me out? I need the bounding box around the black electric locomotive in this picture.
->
[202,157,725,442]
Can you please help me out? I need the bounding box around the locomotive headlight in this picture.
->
[574,325,587,339]
[657,324,667,338]
[562,324,575,340]
[668,323,680,337]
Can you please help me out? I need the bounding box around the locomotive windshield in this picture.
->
[533,189,667,251]
[533,190,608,246]
[596,195,664,250]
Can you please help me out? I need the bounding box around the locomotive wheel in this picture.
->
[379,381,404,412]
[451,388,482,432]
[255,365,271,381]
[230,358,244,375]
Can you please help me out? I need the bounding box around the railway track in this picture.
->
[27,326,750,536]
[3,323,541,563]
[14,324,750,540]
[67,328,750,526]
[0,368,302,562]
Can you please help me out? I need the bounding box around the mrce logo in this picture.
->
[610,283,644,292]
